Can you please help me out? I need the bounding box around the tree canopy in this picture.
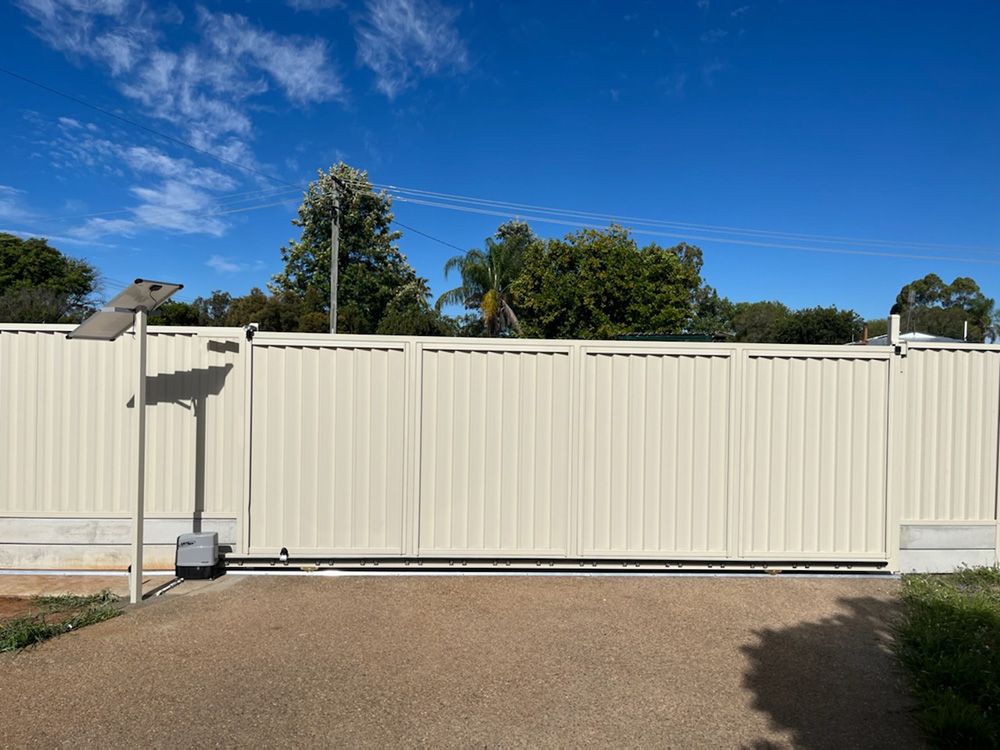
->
[511,226,705,339]
[270,163,433,334]
[711,299,863,344]
[0,233,99,323]
[773,305,864,345]
[436,220,533,336]
[6,170,994,349]
[728,301,791,342]
[686,285,734,337]
[890,274,996,342]
[379,279,454,336]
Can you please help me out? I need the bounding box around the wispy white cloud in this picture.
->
[199,9,344,105]
[356,0,469,99]
[14,0,162,74]
[14,1,344,242]
[128,180,227,237]
[0,185,33,222]
[15,0,343,160]
[696,0,710,9]
[702,59,727,85]
[33,120,238,239]
[659,71,689,97]
[1,226,118,248]
[121,146,237,191]
[206,255,264,273]
[68,217,139,240]
[700,28,728,43]
[286,0,343,11]
[206,255,244,273]
[731,5,750,17]
[67,177,228,240]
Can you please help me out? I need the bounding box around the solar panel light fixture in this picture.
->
[67,279,183,341]
[67,278,183,604]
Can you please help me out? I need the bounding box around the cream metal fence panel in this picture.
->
[740,350,891,558]
[5,325,999,569]
[579,348,733,557]
[144,332,245,516]
[247,339,409,554]
[417,344,574,556]
[899,346,1000,522]
[1,328,132,515]
[0,326,245,518]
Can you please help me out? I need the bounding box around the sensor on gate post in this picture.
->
[888,314,904,355]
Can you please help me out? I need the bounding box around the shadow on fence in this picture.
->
[128,361,235,530]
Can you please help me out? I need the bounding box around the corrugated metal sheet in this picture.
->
[900,348,1000,522]
[0,328,244,517]
[741,353,889,557]
[418,347,573,555]
[580,351,732,556]
[248,343,408,554]
[5,327,999,569]
[144,333,245,515]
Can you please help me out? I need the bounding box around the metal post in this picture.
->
[130,308,148,604]
[888,313,901,347]
[330,184,340,334]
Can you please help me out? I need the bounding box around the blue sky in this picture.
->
[1,0,997,318]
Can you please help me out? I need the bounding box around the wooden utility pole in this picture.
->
[330,183,340,334]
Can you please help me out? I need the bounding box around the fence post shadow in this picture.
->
[129,354,235,534]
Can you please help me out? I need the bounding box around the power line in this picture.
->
[377,183,1000,255]
[391,220,466,252]
[45,185,304,223]
[6,65,995,264]
[0,66,301,190]
[390,196,1000,266]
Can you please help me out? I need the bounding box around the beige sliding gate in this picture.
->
[245,335,893,563]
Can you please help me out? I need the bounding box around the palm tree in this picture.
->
[436,221,532,336]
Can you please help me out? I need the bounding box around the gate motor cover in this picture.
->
[175,532,222,579]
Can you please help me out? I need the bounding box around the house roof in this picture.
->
[848,331,962,346]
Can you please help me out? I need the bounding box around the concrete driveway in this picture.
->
[0,574,920,748]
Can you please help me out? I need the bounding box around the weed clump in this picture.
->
[0,590,122,652]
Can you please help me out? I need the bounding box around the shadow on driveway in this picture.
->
[741,595,920,749]
[0,576,923,747]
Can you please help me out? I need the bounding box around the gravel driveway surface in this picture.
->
[0,574,920,748]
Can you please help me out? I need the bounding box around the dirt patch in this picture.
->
[0,597,35,622]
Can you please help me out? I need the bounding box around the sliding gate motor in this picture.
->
[175,532,223,579]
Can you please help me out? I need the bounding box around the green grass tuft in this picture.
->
[0,590,122,653]
[32,590,119,613]
[0,616,65,652]
[894,567,1000,748]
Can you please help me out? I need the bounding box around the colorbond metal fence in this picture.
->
[1,324,997,572]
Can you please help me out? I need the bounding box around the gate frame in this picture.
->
[239,331,902,566]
